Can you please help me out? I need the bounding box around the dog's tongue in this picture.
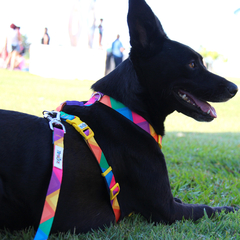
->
[181,90,217,118]
[195,99,217,118]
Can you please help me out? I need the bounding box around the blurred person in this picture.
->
[0,45,8,65]
[4,23,22,70]
[98,18,103,47]
[112,34,125,68]
[41,27,50,45]
[0,35,8,62]
[68,0,96,49]
[0,46,7,68]
[105,47,113,75]
[13,52,26,70]
[13,29,26,71]
[17,27,24,54]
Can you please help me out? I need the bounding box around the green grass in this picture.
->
[0,70,95,117]
[0,70,240,239]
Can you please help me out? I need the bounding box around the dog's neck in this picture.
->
[92,58,173,136]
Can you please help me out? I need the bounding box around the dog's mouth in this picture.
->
[175,90,217,120]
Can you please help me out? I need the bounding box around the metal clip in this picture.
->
[43,110,66,133]
[91,92,103,102]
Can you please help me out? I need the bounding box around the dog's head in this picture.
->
[128,0,238,122]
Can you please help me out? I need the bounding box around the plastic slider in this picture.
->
[110,183,120,200]
[66,117,94,140]
[101,166,112,177]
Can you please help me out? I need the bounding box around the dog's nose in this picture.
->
[227,83,238,97]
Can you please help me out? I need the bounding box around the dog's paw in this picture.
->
[214,206,237,213]
[174,197,182,204]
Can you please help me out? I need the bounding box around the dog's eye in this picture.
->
[189,61,195,69]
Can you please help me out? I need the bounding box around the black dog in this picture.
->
[0,0,238,234]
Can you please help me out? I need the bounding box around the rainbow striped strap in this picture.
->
[85,93,162,149]
[60,111,121,222]
[57,92,162,148]
[34,127,64,240]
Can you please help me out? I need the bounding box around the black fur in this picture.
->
[0,0,238,234]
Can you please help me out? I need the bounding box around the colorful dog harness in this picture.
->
[60,111,121,222]
[34,111,66,240]
[34,92,162,240]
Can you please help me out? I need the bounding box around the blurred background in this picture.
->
[0,0,239,80]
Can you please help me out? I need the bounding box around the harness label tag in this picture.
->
[53,145,63,169]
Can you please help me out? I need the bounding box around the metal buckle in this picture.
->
[43,110,66,133]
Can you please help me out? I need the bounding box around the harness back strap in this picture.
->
[60,112,121,222]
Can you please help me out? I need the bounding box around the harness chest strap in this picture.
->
[60,112,121,222]
[58,93,162,220]
[57,93,162,221]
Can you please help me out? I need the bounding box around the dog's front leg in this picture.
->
[150,182,236,223]
[145,192,235,224]
[132,152,235,224]
[169,201,235,223]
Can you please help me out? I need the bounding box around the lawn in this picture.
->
[0,69,240,239]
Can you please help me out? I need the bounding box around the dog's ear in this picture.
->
[128,0,167,55]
